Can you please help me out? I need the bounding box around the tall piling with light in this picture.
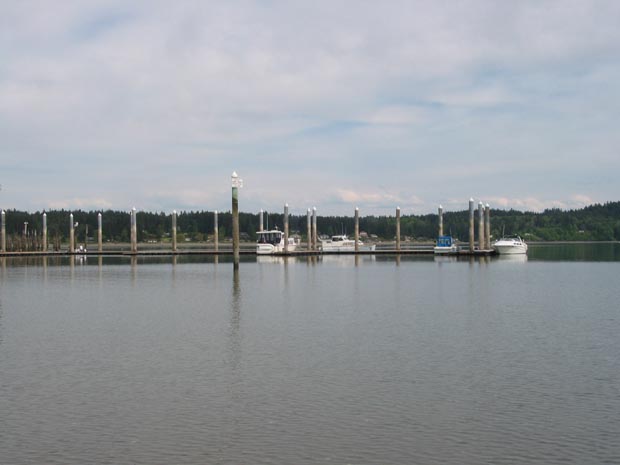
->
[231,172,242,267]
[478,201,484,250]
[396,206,401,251]
[1,210,6,252]
[69,213,75,253]
[312,207,317,250]
[172,210,177,252]
[306,208,311,251]
[97,213,102,253]
[485,204,491,250]
[259,209,264,232]
[284,203,289,254]
[42,212,48,252]
[214,210,219,252]
[438,205,444,237]
[469,198,475,252]
[354,207,360,252]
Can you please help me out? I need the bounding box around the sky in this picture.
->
[1,0,619,216]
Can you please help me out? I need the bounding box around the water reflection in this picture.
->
[228,265,242,371]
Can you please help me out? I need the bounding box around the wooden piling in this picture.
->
[396,206,401,251]
[485,204,491,250]
[172,210,177,252]
[131,207,137,253]
[69,213,75,252]
[312,207,317,250]
[97,212,102,253]
[1,210,5,252]
[438,205,443,237]
[259,209,264,232]
[354,207,359,252]
[42,212,48,252]
[478,201,484,250]
[469,198,475,252]
[231,172,240,267]
[284,203,289,253]
[306,208,311,251]
[214,210,219,252]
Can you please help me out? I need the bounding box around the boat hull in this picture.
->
[493,244,527,254]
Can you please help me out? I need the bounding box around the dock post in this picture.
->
[485,204,491,250]
[438,205,443,237]
[97,212,103,253]
[396,206,401,252]
[478,201,484,250]
[312,207,317,251]
[469,198,475,252]
[306,208,312,251]
[42,212,48,252]
[214,210,219,252]
[354,207,359,252]
[284,203,289,254]
[69,213,75,252]
[172,210,177,252]
[130,207,137,253]
[231,172,241,268]
[259,209,264,232]
[1,210,6,252]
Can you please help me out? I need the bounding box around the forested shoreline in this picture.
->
[2,201,619,250]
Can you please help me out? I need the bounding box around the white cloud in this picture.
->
[1,1,619,214]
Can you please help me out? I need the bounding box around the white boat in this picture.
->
[492,235,528,255]
[434,235,458,254]
[319,235,376,252]
[256,230,298,254]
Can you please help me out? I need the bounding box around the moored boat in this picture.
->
[319,234,376,252]
[256,230,298,254]
[492,235,528,255]
[433,235,458,254]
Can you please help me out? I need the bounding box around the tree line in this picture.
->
[1,201,619,250]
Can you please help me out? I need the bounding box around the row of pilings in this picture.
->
[1,173,494,260]
[0,200,493,255]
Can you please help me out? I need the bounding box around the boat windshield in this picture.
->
[257,231,282,245]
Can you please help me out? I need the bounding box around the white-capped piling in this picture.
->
[485,204,491,250]
[469,198,475,252]
[396,206,401,251]
[97,213,102,253]
[231,172,241,267]
[284,203,289,254]
[306,208,312,251]
[172,210,177,252]
[1,210,6,252]
[214,210,219,252]
[130,207,137,253]
[312,207,317,251]
[354,207,360,252]
[69,213,75,252]
[259,209,264,232]
[42,212,48,252]
[438,205,444,237]
[478,201,484,250]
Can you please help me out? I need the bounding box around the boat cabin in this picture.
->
[436,235,454,247]
[257,230,284,245]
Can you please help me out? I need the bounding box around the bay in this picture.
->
[1,245,619,464]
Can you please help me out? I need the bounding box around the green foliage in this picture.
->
[2,201,620,242]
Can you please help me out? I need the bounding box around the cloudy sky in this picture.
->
[1,1,619,215]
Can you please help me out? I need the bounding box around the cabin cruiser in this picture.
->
[433,235,458,254]
[492,235,528,255]
[256,230,298,254]
[319,235,376,252]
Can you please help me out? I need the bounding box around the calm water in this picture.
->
[1,245,619,465]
